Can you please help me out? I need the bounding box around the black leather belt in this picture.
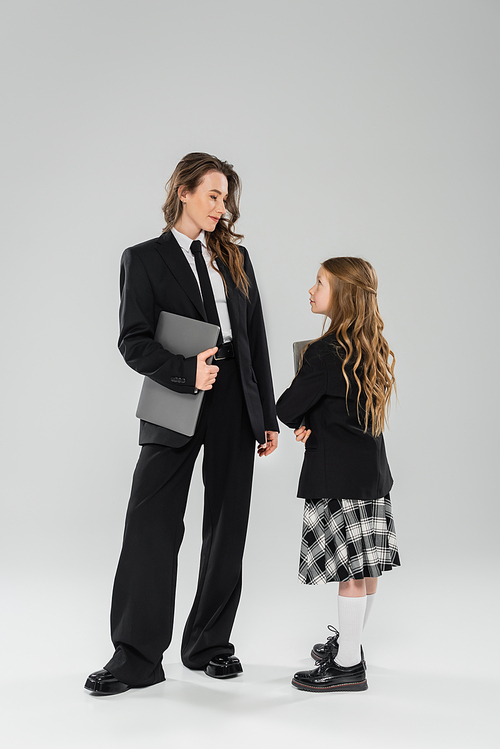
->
[214,341,235,361]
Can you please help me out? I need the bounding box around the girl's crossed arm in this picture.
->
[276,346,327,438]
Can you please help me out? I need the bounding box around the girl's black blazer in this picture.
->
[276,338,393,500]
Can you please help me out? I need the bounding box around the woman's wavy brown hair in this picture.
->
[161,152,249,296]
[309,257,396,436]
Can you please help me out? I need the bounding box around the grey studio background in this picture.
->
[1,1,499,747]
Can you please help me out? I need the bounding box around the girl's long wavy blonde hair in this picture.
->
[162,152,249,297]
[309,257,396,436]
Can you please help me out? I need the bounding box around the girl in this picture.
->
[276,257,400,693]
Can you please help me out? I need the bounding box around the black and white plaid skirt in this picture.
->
[298,495,401,584]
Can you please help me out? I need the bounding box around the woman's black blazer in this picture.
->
[276,337,393,500]
[118,230,278,448]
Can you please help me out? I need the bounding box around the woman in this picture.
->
[85,153,279,695]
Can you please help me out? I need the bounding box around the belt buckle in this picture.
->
[214,342,232,361]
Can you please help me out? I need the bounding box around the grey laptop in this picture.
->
[292,339,312,373]
[292,339,312,428]
[136,312,220,436]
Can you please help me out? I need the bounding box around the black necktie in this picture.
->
[190,240,222,342]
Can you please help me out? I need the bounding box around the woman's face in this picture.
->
[177,171,228,238]
[309,267,332,317]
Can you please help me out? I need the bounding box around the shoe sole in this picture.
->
[205,664,243,679]
[292,677,368,693]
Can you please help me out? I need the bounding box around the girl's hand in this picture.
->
[294,426,311,444]
[257,431,279,457]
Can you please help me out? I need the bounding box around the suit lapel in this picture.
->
[155,231,207,320]
[155,231,244,333]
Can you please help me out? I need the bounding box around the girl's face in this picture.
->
[309,267,333,317]
[177,171,228,238]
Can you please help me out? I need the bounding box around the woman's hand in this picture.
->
[294,426,311,444]
[257,431,279,457]
[195,348,219,390]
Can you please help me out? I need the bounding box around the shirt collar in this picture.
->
[171,227,207,254]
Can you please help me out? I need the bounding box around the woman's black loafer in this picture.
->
[204,655,243,679]
[84,669,131,695]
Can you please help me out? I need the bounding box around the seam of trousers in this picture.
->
[169,489,187,652]
[185,476,215,646]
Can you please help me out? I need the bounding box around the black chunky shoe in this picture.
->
[310,625,340,660]
[311,625,366,669]
[84,669,131,695]
[204,655,243,679]
[292,655,368,693]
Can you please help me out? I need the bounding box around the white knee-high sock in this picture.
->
[363,592,376,629]
[335,595,366,667]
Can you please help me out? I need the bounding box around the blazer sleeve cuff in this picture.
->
[150,353,198,394]
[264,418,280,433]
[182,355,198,393]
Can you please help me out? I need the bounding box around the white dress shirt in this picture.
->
[171,228,233,343]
